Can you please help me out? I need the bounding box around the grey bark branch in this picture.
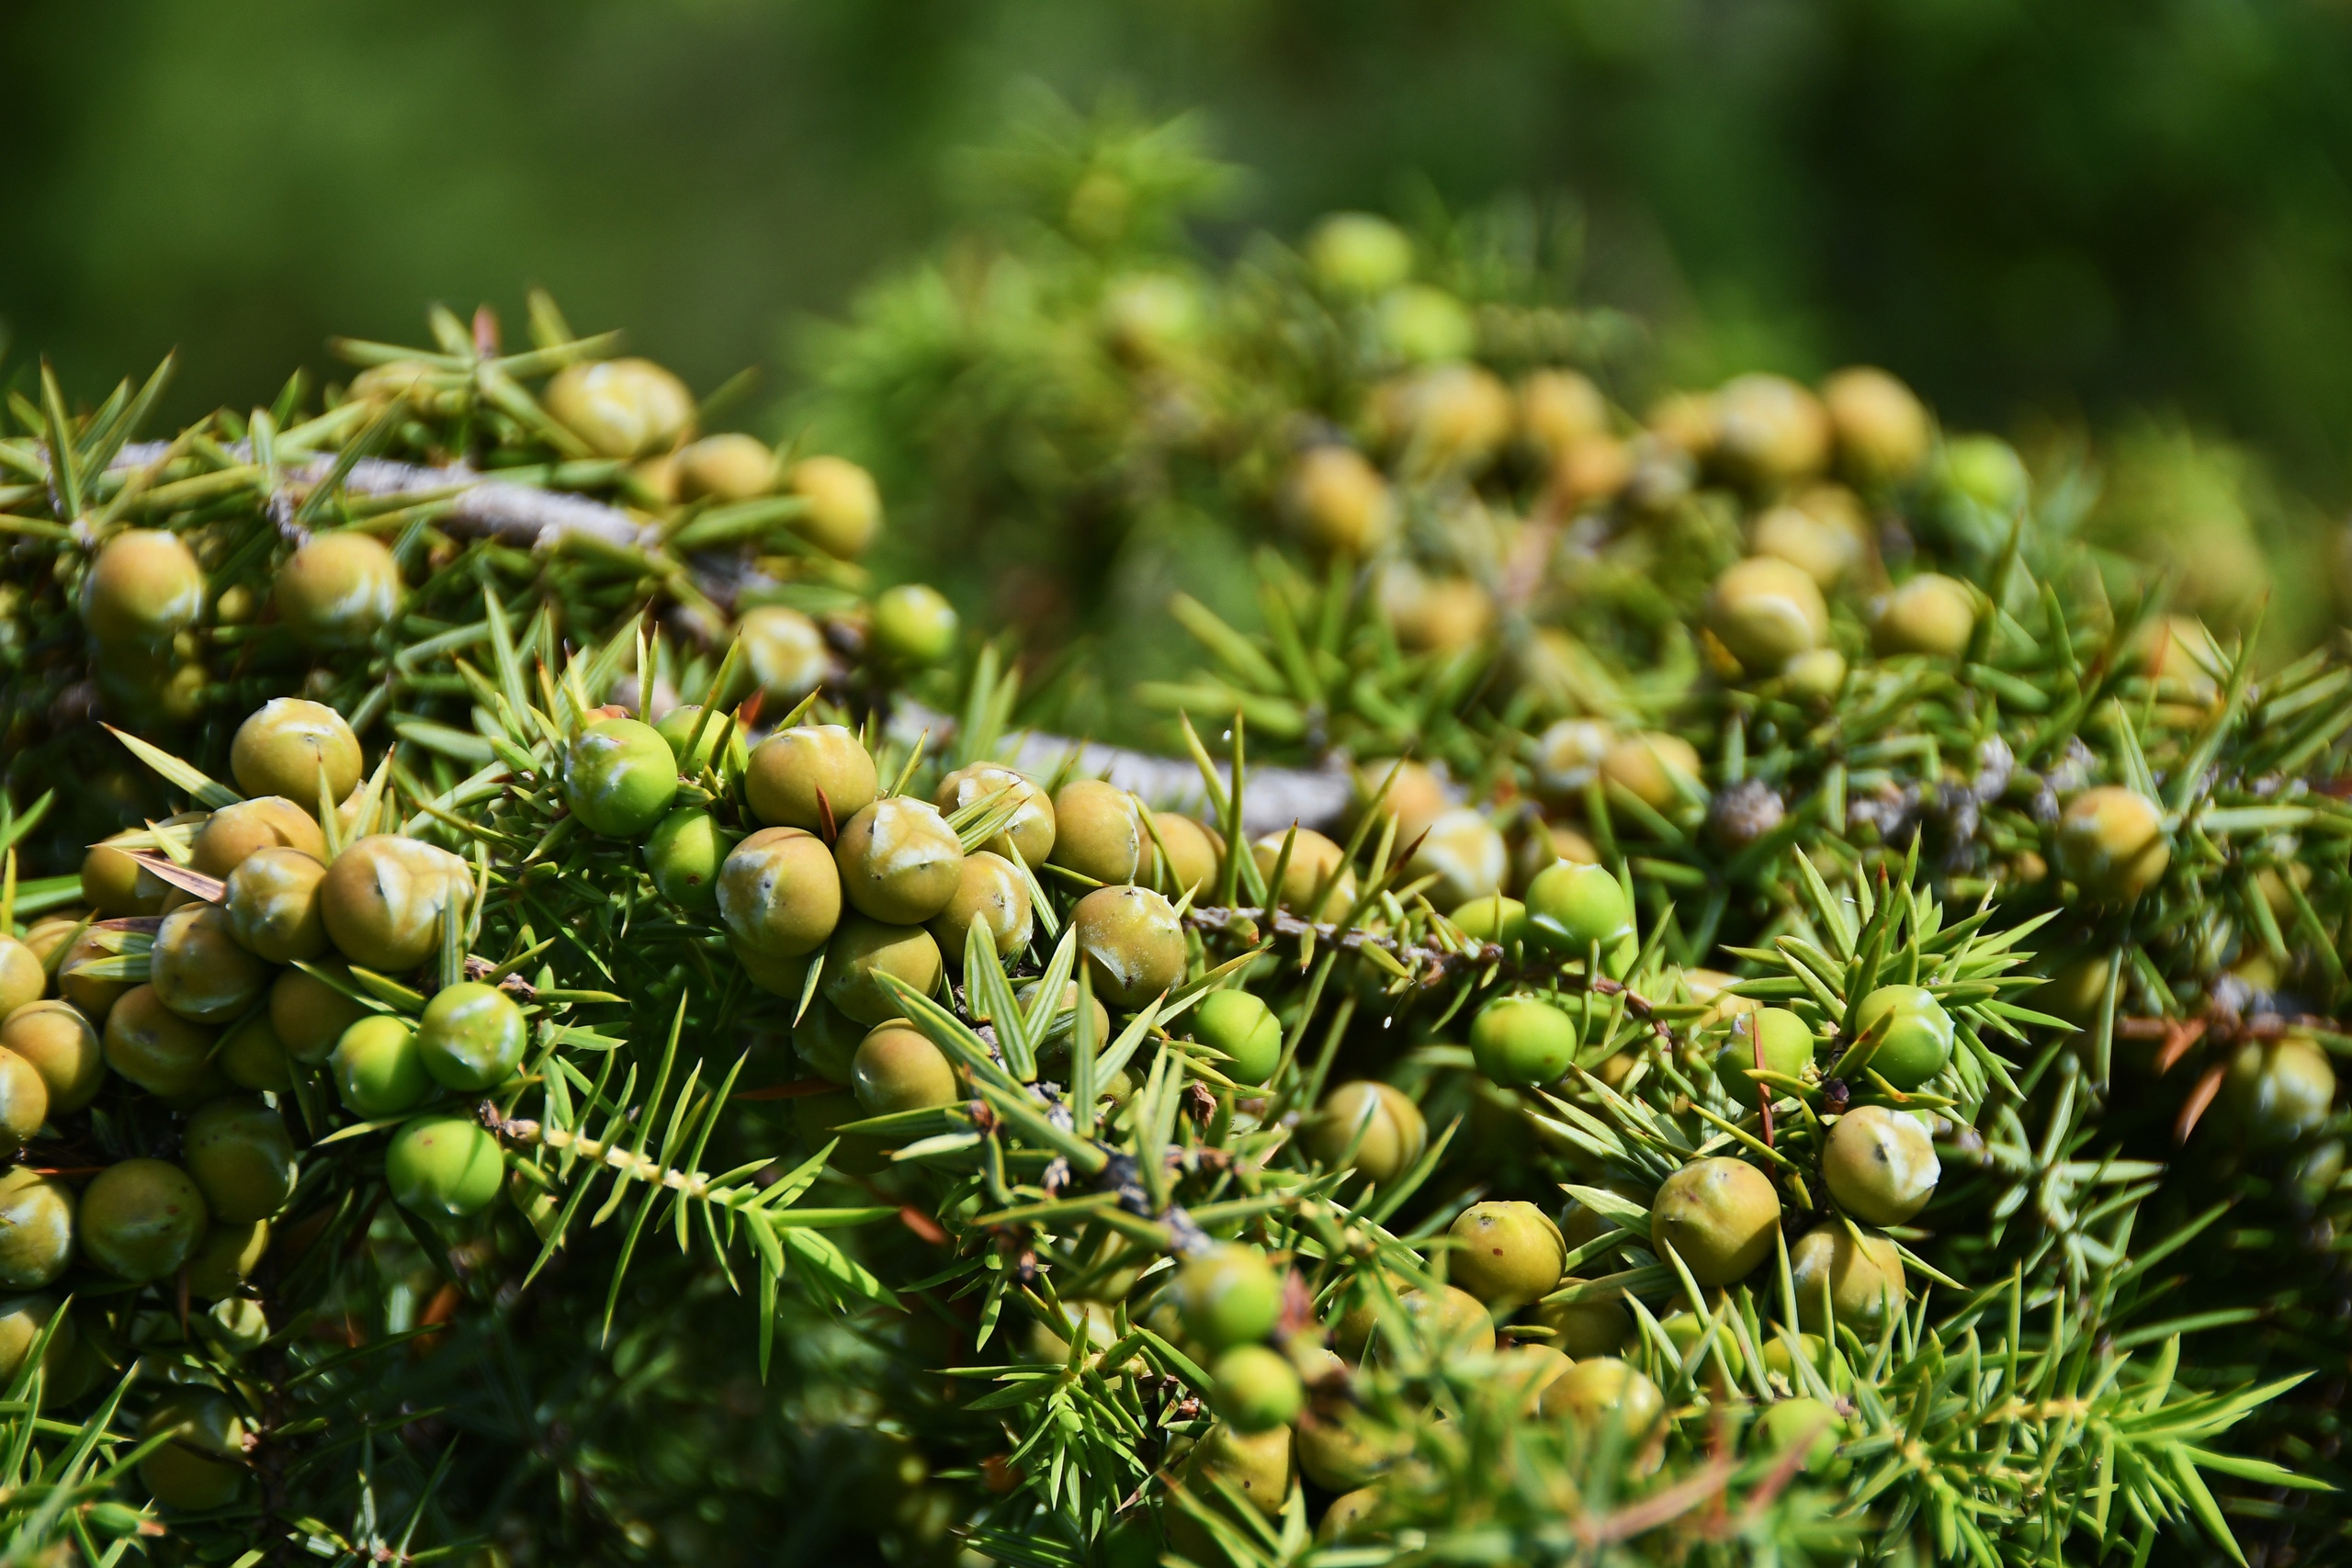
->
[107,445,1356,833]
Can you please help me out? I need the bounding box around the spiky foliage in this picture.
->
[4,112,2352,1568]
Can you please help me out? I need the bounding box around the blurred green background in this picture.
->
[8,0,2352,501]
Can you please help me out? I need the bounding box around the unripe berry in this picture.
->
[151,902,270,1024]
[652,705,749,780]
[1296,1408,1408,1493]
[718,827,843,960]
[1538,1357,1665,1440]
[103,986,225,1101]
[1651,1157,1781,1285]
[80,1159,207,1281]
[1374,364,1513,468]
[1871,573,1975,659]
[1181,1423,1292,1520]
[225,845,329,963]
[186,1218,269,1301]
[1789,1223,1906,1334]
[1283,446,1394,557]
[1944,434,2029,513]
[1518,368,1608,458]
[1532,718,1612,807]
[1049,781,1144,886]
[1822,1105,1940,1225]
[1600,732,1701,815]
[416,981,527,1091]
[1213,1354,1307,1438]
[1193,990,1282,1086]
[737,606,831,705]
[191,795,324,877]
[80,837,166,918]
[1781,647,1848,699]
[930,852,1033,962]
[824,916,944,1026]
[1451,894,1527,950]
[1305,1081,1427,1185]
[1178,1244,1283,1350]
[81,529,204,649]
[1396,1283,1495,1356]
[386,1113,505,1219]
[2220,1035,2336,1149]
[674,433,778,502]
[1751,503,1863,589]
[1712,1007,1815,1101]
[1470,996,1580,1088]
[1073,885,1186,1009]
[543,358,694,458]
[269,963,366,1064]
[1148,811,1222,897]
[1375,285,1476,365]
[59,927,132,1021]
[835,797,965,924]
[869,584,958,668]
[851,1023,960,1115]
[1821,367,1929,486]
[1447,1201,1566,1309]
[1524,862,1634,969]
[0,941,38,1020]
[1,1001,104,1113]
[232,698,362,808]
[1660,1310,1747,1393]
[2054,786,2169,903]
[1404,808,1507,908]
[747,725,878,833]
[0,1168,73,1289]
[331,1013,429,1118]
[1712,373,1830,486]
[1708,556,1827,675]
[933,764,1055,866]
[182,1096,299,1223]
[644,807,732,911]
[1317,1487,1385,1546]
[786,456,883,558]
[1757,1395,1846,1475]
[1532,1280,1634,1358]
[139,1393,249,1512]
[0,1048,46,1161]
[1848,985,1954,1090]
[275,531,401,649]
[563,717,679,840]
[217,1010,292,1093]
[1250,827,1355,919]
[320,835,470,972]
[1306,212,1412,294]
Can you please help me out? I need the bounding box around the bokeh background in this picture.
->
[8,0,2352,504]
